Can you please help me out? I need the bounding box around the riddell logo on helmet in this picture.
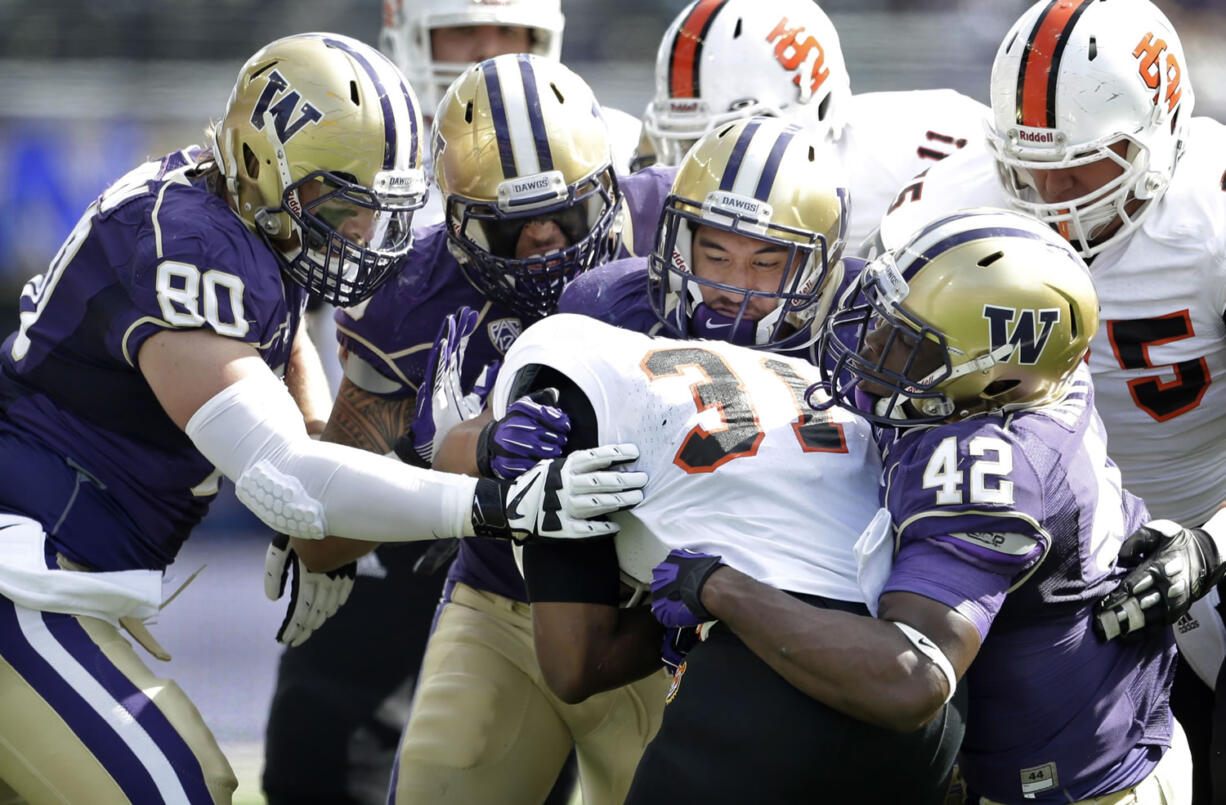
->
[669,100,701,114]
[1015,127,1056,145]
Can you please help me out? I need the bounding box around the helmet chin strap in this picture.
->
[689,304,758,346]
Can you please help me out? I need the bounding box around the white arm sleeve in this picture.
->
[184,371,477,542]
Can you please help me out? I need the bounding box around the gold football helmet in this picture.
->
[648,115,848,351]
[818,208,1098,424]
[432,53,621,320]
[212,33,428,306]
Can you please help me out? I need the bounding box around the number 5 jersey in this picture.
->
[877,116,1226,525]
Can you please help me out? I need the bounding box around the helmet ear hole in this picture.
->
[242,143,260,180]
[984,379,1020,399]
[349,80,360,105]
[550,83,564,104]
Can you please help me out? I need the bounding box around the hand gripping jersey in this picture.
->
[491,314,882,601]
[838,89,991,250]
[0,148,306,570]
[334,166,676,601]
[878,117,1226,526]
[879,365,1175,803]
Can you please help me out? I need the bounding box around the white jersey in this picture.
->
[877,116,1226,526]
[492,314,882,603]
[838,89,991,250]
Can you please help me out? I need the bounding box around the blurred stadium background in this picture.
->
[1,1,1223,801]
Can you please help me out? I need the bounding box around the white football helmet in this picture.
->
[987,0,1193,257]
[379,0,565,114]
[643,0,851,166]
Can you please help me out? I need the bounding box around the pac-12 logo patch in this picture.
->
[487,318,521,354]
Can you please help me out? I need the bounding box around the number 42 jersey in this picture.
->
[879,366,1174,803]
[491,314,882,603]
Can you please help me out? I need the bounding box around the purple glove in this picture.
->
[650,548,725,628]
[408,307,500,466]
[476,388,571,480]
[661,625,701,673]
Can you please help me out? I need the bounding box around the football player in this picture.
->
[379,0,642,223]
[0,34,642,805]
[873,1,1226,799]
[651,209,1187,804]
[436,118,966,802]
[639,0,992,248]
[312,54,677,805]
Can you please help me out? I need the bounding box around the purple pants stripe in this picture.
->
[0,595,212,802]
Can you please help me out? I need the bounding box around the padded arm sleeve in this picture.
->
[185,371,477,542]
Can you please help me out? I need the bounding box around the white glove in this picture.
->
[471,443,647,543]
[264,534,356,647]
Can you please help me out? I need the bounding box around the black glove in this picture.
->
[1094,519,1226,641]
[470,444,645,544]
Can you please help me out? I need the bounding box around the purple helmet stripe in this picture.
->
[903,225,1050,280]
[718,117,762,192]
[323,37,398,170]
[0,599,165,801]
[516,55,554,172]
[752,127,797,201]
[482,60,519,178]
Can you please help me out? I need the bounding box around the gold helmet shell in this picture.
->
[819,208,1098,424]
[431,53,620,319]
[212,33,428,305]
[648,115,848,351]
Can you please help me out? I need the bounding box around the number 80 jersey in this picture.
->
[491,314,882,604]
[0,148,306,570]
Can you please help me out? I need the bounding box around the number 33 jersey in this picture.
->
[0,148,306,570]
[491,313,882,603]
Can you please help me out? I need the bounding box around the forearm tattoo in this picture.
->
[323,379,415,454]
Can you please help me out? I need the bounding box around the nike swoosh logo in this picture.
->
[701,319,733,330]
[506,482,534,522]
[917,636,935,649]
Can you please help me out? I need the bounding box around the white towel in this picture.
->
[854,507,895,617]
[0,512,161,625]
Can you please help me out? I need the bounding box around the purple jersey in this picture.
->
[0,148,307,571]
[879,369,1175,803]
[335,165,676,602]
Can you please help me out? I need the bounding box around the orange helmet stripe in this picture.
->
[1017,0,1093,128]
[668,0,726,100]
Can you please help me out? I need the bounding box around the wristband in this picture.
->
[893,621,957,705]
